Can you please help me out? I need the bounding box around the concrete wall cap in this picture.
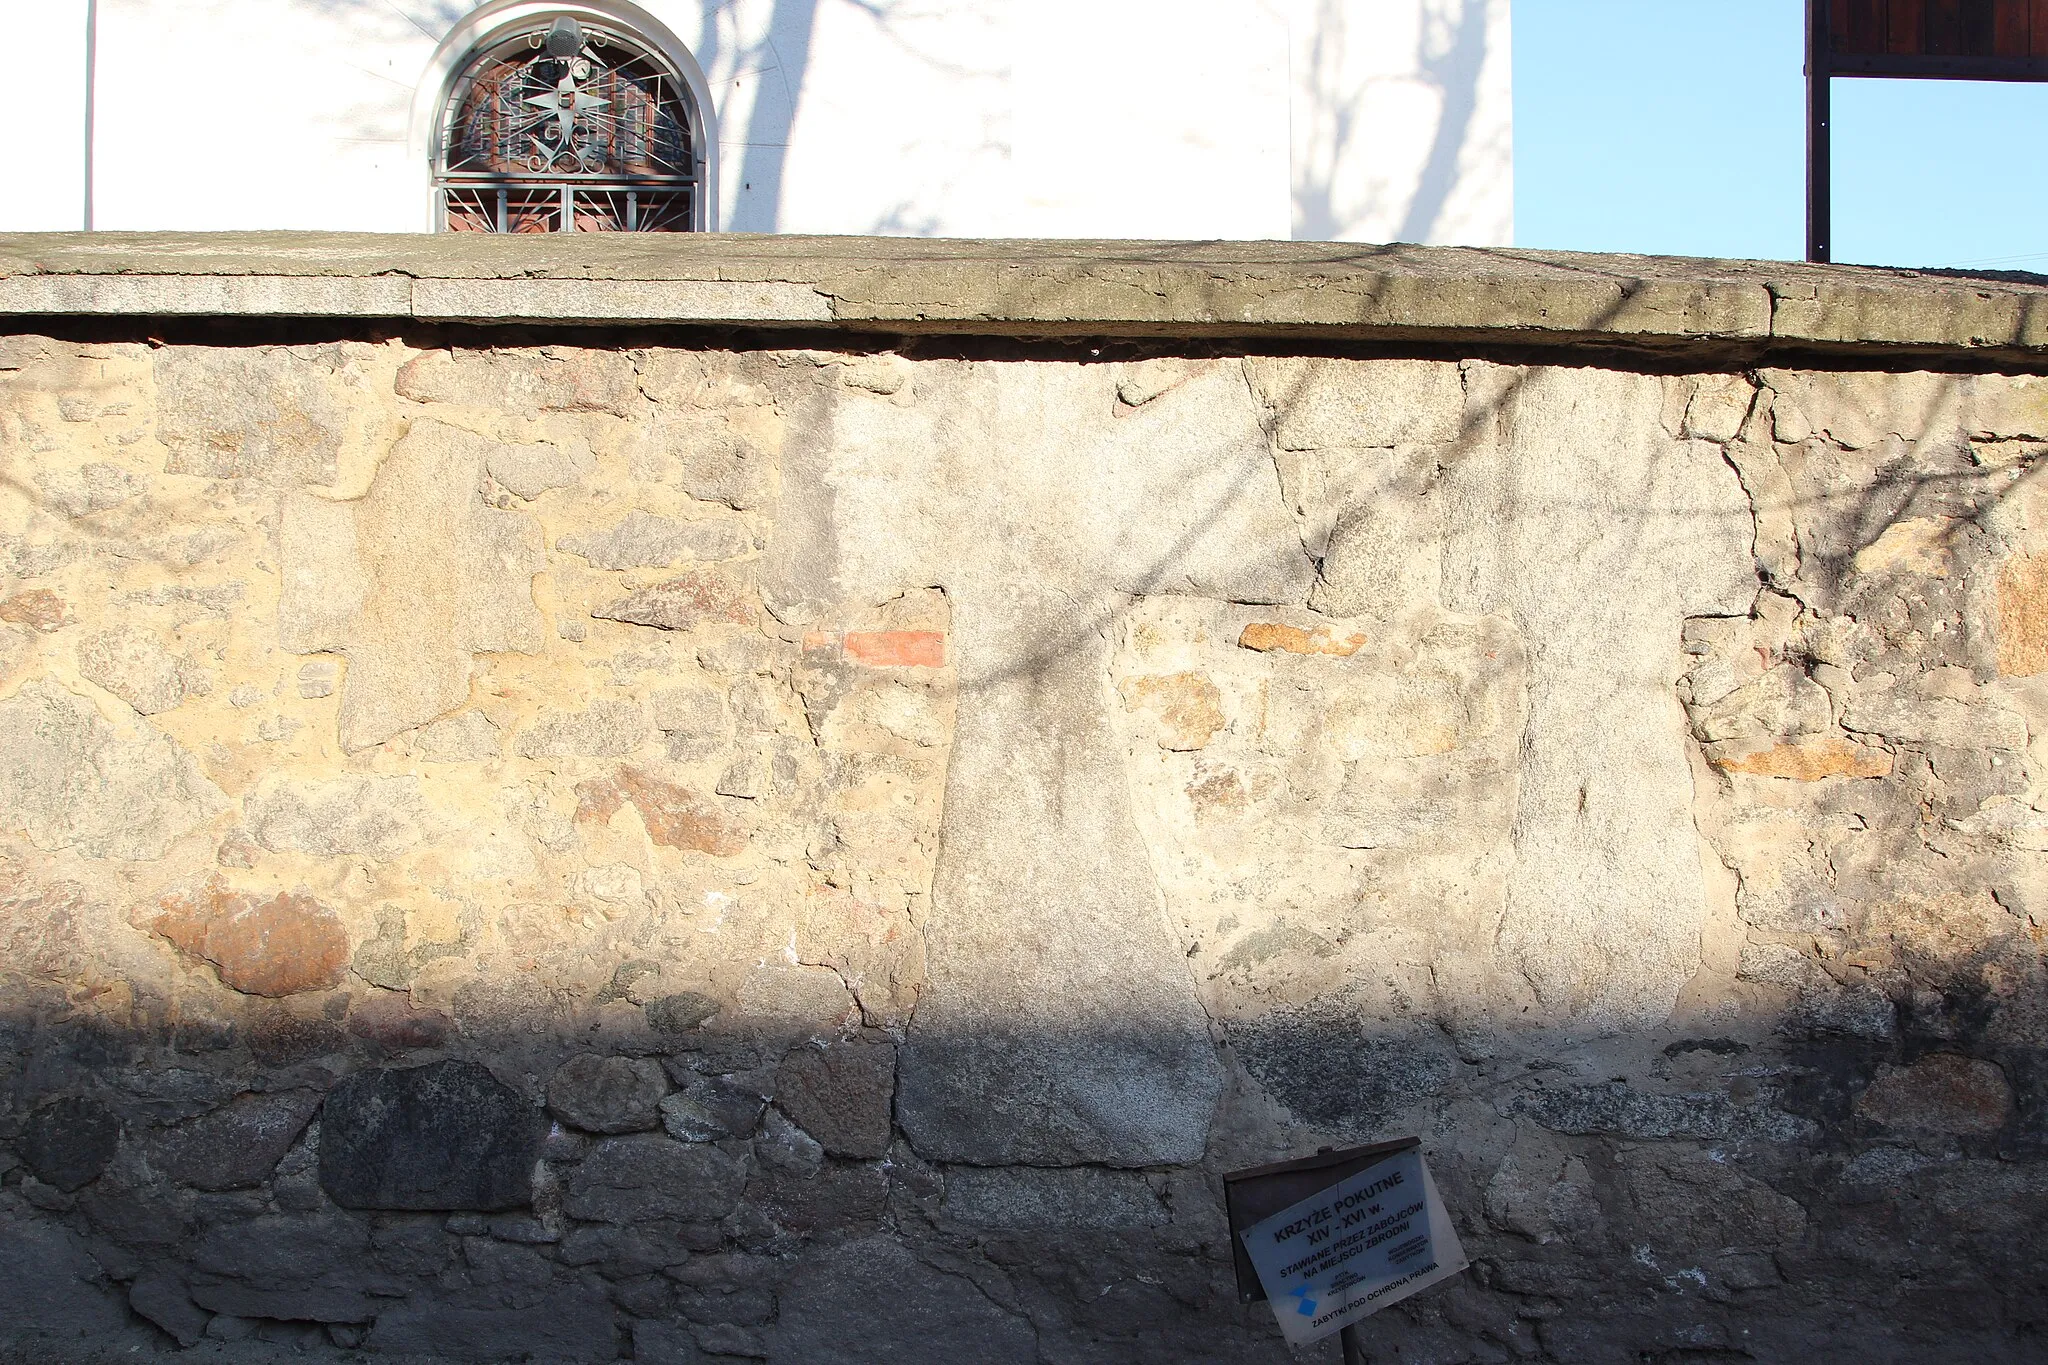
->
[3,231,2046,361]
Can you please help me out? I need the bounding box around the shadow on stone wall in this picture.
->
[4,990,2048,1363]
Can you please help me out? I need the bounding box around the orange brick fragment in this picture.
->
[576,766,748,856]
[1711,737,1892,782]
[0,589,67,633]
[1997,552,2048,677]
[1237,621,1366,658]
[148,877,349,997]
[842,631,946,668]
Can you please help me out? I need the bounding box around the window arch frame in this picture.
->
[410,0,719,233]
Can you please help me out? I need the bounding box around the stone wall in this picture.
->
[2,241,2048,1363]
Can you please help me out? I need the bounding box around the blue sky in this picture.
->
[1513,0,2048,269]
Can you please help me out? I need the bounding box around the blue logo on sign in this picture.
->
[1289,1283,1317,1317]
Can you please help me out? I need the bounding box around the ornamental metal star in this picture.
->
[523,67,608,152]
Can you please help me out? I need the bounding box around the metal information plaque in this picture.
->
[1230,1143,1468,1348]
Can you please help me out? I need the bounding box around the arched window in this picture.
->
[435,13,704,232]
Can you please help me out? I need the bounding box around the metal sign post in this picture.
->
[1806,0,2048,263]
[1224,1140,1468,1356]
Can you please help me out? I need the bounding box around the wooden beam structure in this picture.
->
[1806,0,2048,262]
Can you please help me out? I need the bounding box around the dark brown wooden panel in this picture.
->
[1925,0,1964,54]
[1839,0,1889,51]
[1823,0,2048,74]
[1889,0,1928,52]
[1995,0,2031,54]
[1963,0,1999,52]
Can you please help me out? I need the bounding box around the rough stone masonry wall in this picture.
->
[1,320,2047,1364]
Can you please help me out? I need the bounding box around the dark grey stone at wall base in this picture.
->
[187,1280,379,1324]
[773,1038,895,1159]
[184,1211,387,1322]
[1506,1078,1821,1144]
[126,1270,208,1348]
[547,1054,668,1134]
[365,1287,621,1361]
[765,1237,1036,1365]
[0,1219,133,1342]
[628,1321,708,1365]
[191,1212,371,1282]
[896,1030,1221,1168]
[561,1134,745,1223]
[941,1165,1168,1230]
[150,1088,322,1191]
[20,1095,121,1193]
[318,1060,542,1211]
[1226,1010,1461,1135]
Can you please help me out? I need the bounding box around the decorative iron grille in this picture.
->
[436,16,701,232]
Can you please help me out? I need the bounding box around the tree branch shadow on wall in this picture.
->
[823,0,1009,237]
[1293,0,1492,245]
[1396,0,1490,245]
[251,0,479,222]
[706,0,1004,234]
[715,0,818,233]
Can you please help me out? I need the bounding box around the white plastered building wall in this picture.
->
[14,1,93,232]
[5,0,1511,244]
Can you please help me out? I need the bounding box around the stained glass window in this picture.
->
[436,16,702,232]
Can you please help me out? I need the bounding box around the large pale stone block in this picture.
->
[155,346,347,483]
[278,419,545,751]
[558,511,750,568]
[394,347,638,416]
[76,626,184,715]
[0,679,224,860]
[244,775,427,859]
[1247,357,1465,450]
[766,1238,1035,1365]
[1444,364,1757,1031]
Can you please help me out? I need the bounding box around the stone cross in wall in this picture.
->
[1442,363,1757,1031]
[279,419,546,753]
[1270,356,1758,1033]
[765,358,1315,1166]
